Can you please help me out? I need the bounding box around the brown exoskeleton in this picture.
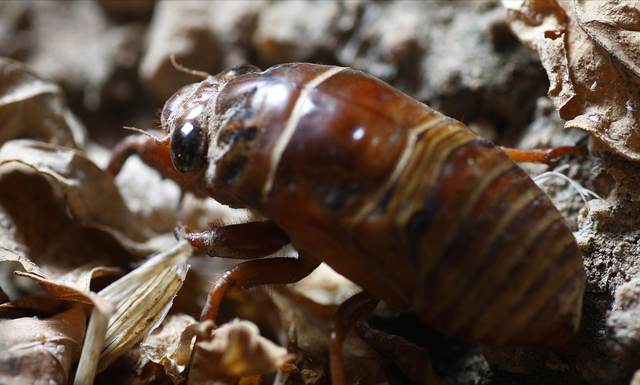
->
[108,62,585,384]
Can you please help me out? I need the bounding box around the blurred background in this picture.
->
[0,0,556,149]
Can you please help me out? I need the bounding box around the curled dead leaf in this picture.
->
[504,0,640,160]
[141,314,198,383]
[0,139,151,247]
[0,57,86,149]
[0,139,163,308]
[189,319,294,385]
[15,267,121,305]
[0,297,86,385]
[0,164,130,299]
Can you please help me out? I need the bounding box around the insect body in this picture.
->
[109,62,585,380]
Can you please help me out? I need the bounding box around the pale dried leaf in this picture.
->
[504,0,640,160]
[0,57,86,149]
[575,0,640,77]
[74,304,115,385]
[14,267,120,305]
[74,240,191,383]
[99,240,191,371]
[0,297,86,385]
[189,319,294,385]
[0,246,45,277]
[6,240,189,384]
[141,314,198,383]
[291,262,360,306]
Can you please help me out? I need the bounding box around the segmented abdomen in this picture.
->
[377,117,585,347]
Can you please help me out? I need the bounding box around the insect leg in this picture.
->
[174,221,311,322]
[500,146,584,164]
[108,135,172,177]
[200,257,320,324]
[328,292,380,385]
[107,134,203,195]
[175,221,291,259]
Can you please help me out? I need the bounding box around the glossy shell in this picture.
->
[162,63,585,347]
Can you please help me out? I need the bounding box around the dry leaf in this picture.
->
[0,297,86,385]
[74,240,191,383]
[0,139,151,248]
[15,268,121,305]
[99,240,191,371]
[189,319,294,385]
[0,231,191,384]
[574,0,640,77]
[0,57,86,149]
[503,0,640,160]
[290,262,361,306]
[141,314,198,383]
[0,139,155,305]
[0,170,125,302]
[0,159,127,306]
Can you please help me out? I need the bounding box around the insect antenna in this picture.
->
[123,126,170,145]
[170,55,211,79]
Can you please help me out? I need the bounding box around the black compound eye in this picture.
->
[170,120,207,176]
